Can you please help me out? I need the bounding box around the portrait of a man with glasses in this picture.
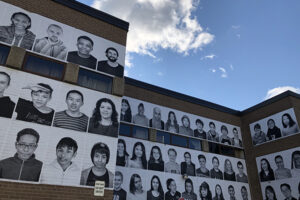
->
[0,128,42,182]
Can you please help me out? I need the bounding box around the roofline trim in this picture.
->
[124,77,241,115]
[241,90,300,115]
[52,0,129,31]
[124,77,300,116]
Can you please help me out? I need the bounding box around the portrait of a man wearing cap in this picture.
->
[15,83,55,126]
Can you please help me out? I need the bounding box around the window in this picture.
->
[220,145,235,157]
[156,131,170,144]
[209,142,220,154]
[132,126,148,140]
[23,54,65,79]
[0,44,10,65]
[171,135,188,147]
[119,123,131,136]
[189,138,201,150]
[77,68,112,93]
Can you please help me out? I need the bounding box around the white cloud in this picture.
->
[125,52,133,68]
[232,25,240,29]
[92,0,214,57]
[230,64,234,70]
[236,34,241,39]
[157,71,164,76]
[264,86,300,100]
[209,68,216,73]
[201,54,216,60]
[124,69,129,76]
[219,67,227,78]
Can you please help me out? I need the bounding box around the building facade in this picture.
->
[0,1,299,200]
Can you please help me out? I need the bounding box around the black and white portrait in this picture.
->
[164,148,180,174]
[88,98,119,137]
[0,71,15,118]
[148,145,164,172]
[113,171,127,200]
[80,142,114,188]
[116,139,129,167]
[15,83,55,126]
[67,35,97,69]
[147,175,164,200]
[97,47,124,77]
[179,115,193,137]
[128,141,147,169]
[0,128,42,182]
[181,151,195,176]
[149,107,164,130]
[165,178,181,200]
[120,98,132,123]
[127,173,147,200]
[196,154,210,178]
[0,11,36,50]
[132,102,149,126]
[53,90,88,132]
[33,24,67,60]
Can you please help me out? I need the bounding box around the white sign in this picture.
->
[94,181,105,196]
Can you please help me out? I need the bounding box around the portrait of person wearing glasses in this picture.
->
[0,128,42,182]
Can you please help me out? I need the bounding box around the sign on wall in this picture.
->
[256,147,300,200]
[0,1,125,77]
[120,96,244,148]
[249,108,299,146]
[113,136,251,200]
[0,65,121,188]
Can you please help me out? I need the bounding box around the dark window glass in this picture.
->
[132,126,148,140]
[119,123,131,136]
[23,54,65,79]
[171,135,187,147]
[77,68,112,93]
[209,142,220,154]
[156,131,170,144]
[220,145,235,157]
[189,138,201,150]
[0,44,10,64]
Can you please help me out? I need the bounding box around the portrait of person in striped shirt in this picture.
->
[53,90,88,132]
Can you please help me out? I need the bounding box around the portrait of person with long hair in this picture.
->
[182,178,197,200]
[291,150,300,177]
[266,119,282,141]
[259,158,275,182]
[120,99,132,123]
[213,184,225,200]
[116,139,129,167]
[127,173,146,200]
[0,12,35,49]
[147,175,164,200]
[148,146,164,172]
[231,128,242,147]
[88,98,119,137]
[165,178,181,200]
[281,113,299,136]
[128,141,147,169]
[223,159,236,181]
[165,111,179,133]
[265,185,277,200]
[80,142,113,188]
[199,181,212,200]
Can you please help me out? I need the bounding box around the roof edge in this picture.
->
[241,90,300,115]
[124,77,241,116]
[52,0,129,31]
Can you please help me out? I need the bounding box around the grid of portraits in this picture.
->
[249,108,299,146]
[121,96,244,148]
[0,1,125,77]
[256,147,300,200]
[0,65,122,188]
[114,136,251,200]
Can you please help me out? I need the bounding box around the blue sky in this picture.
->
[79,0,300,111]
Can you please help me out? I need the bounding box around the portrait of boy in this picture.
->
[15,83,54,126]
[67,35,97,69]
[0,128,42,182]
[0,71,15,118]
[40,137,80,185]
[33,24,67,60]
